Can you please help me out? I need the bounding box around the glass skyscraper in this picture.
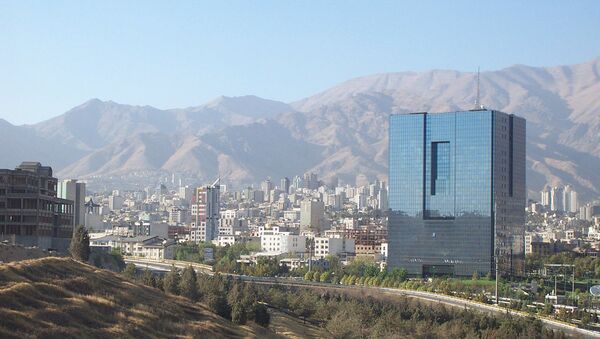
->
[388,110,526,277]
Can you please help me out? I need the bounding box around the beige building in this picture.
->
[90,235,175,260]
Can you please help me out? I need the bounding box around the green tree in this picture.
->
[364,263,379,277]
[155,275,164,291]
[542,303,553,315]
[227,281,243,305]
[254,303,270,327]
[304,271,313,281]
[142,269,156,287]
[331,275,340,285]
[208,292,231,319]
[231,303,248,324]
[326,254,343,276]
[123,263,136,280]
[70,225,90,262]
[320,271,330,283]
[163,265,181,295]
[388,267,407,282]
[180,265,199,301]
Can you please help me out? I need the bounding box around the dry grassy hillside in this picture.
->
[0,257,276,338]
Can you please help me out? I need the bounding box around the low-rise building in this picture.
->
[313,237,355,258]
[90,235,175,259]
[355,243,381,258]
[216,235,237,247]
[219,209,248,235]
[260,226,306,255]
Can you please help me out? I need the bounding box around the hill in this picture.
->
[0,257,275,338]
[287,57,600,198]
[1,57,600,199]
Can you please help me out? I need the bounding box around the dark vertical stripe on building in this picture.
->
[422,113,427,218]
[509,115,514,197]
[490,111,496,273]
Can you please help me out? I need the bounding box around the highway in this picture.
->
[124,257,600,338]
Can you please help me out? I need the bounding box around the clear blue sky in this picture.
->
[1,0,599,124]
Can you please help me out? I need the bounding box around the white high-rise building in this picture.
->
[354,192,367,210]
[108,195,124,211]
[378,187,388,211]
[280,177,290,194]
[550,186,564,212]
[542,185,578,213]
[191,179,220,242]
[57,179,86,228]
[261,179,273,202]
[563,185,578,213]
[178,186,193,206]
[304,172,319,190]
[540,186,551,207]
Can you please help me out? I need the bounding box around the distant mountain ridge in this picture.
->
[1,57,599,200]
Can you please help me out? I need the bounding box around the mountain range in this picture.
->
[2,57,600,200]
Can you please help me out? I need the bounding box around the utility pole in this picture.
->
[495,251,499,305]
[306,238,314,272]
[572,266,575,294]
[494,202,499,305]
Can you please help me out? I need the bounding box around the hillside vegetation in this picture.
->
[0,257,274,338]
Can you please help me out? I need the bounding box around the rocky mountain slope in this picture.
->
[287,57,600,198]
[1,57,599,199]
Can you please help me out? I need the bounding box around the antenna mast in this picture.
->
[474,67,484,110]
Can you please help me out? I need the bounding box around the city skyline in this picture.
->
[2,56,600,201]
[2,2,600,336]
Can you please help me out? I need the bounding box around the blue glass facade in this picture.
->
[388,110,525,277]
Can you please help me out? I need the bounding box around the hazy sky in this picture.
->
[1,1,599,124]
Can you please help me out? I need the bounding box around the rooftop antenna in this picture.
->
[474,67,485,110]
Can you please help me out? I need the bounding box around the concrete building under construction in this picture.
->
[0,162,74,252]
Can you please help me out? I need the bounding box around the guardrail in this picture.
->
[123,256,213,272]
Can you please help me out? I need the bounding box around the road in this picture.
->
[124,257,600,338]
[124,257,213,274]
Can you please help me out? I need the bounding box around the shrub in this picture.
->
[70,226,90,262]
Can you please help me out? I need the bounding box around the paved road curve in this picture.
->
[124,257,599,338]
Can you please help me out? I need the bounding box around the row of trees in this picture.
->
[302,256,408,287]
[255,285,568,338]
[121,264,270,327]
[527,252,600,279]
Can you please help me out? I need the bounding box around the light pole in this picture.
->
[494,202,499,305]
[495,250,499,305]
